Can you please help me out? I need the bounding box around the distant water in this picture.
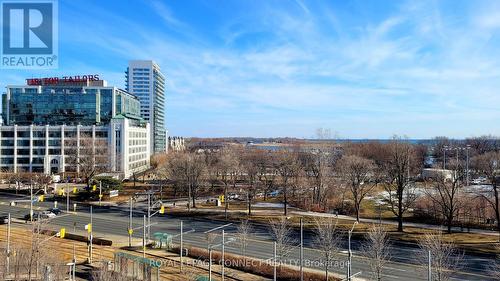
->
[249,139,437,151]
[334,139,435,145]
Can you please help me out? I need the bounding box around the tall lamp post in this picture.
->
[347,221,358,281]
[466,145,471,186]
[443,145,449,170]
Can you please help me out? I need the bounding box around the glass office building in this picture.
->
[0,78,150,178]
[2,82,141,126]
[125,60,166,153]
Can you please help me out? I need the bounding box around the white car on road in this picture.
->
[40,211,57,219]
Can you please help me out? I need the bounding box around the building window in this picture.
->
[17,140,30,146]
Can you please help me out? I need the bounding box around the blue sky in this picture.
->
[2,0,500,139]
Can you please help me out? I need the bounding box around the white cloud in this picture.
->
[3,0,500,138]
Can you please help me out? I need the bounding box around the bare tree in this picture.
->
[206,232,218,252]
[237,220,253,257]
[473,152,500,238]
[361,224,391,281]
[276,149,300,216]
[258,151,278,201]
[425,159,465,234]
[466,135,500,155]
[91,262,122,281]
[314,217,341,280]
[165,152,205,210]
[218,147,240,219]
[383,136,418,232]
[338,154,377,222]
[204,150,220,190]
[242,151,259,216]
[418,231,462,281]
[303,144,335,208]
[270,217,294,268]
[66,134,109,189]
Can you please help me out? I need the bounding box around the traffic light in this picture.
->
[128,228,133,235]
[59,228,66,239]
[219,195,225,203]
[73,187,77,194]
[92,185,97,191]
[38,195,44,202]
[85,223,92,233]
[160,205,165,214]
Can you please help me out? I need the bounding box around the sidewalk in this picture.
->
[292,210,500,236]
[164,205,500,237]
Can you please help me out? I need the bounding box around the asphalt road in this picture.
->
[0,192,496,281]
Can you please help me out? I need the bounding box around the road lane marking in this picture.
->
[384,266,407,272]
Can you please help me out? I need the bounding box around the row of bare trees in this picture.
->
[0,219,71,280]
[415,150,500,235]
[156,136,424,231]
[156,135,500,235]
[262,217,462,281]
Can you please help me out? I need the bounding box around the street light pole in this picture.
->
[7,213,10,275]
[89,206,93,264]
[428,250,432,281]
[66,182,70,213]
[209,247,212,281]
[180,220,183,272]
[300,217,303,281]
[443,145,448,170]
[348,221,358,281]
[147,193,151,243]
[222,229,225,281]
[273,241,277,281]
[30,180,33,222]
[73,222,76,265]
[466,145,471,186]
[129,197,133,247]
[143,215,146,258]
[99,181,102,206]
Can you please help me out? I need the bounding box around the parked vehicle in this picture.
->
[40,211,57,219]
[0,216,9,224]
[24,213,39,221]
[269,190,281,197]
[228,193,240,200]
[47,208,62,215]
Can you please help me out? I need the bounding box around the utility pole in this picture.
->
[73,222,76,280]
[66,181,70,213]
[222,229,225,281]
[300,217,303,281]
[143,215,146,258]
[180,220,183,272]
[99,181,102,206]
[443,145,448,170]
[273,241,277,281]
[30,180,33,222]
[129,197,133,247]
[89,206,93,264]
[428,250,432,281]
[348,221,358,281]
[209,247,212,281]
[7,213,10,275]
[466,145,471,186]
[147,192,151,243]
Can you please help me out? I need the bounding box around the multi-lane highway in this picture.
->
[0,192,496,281]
